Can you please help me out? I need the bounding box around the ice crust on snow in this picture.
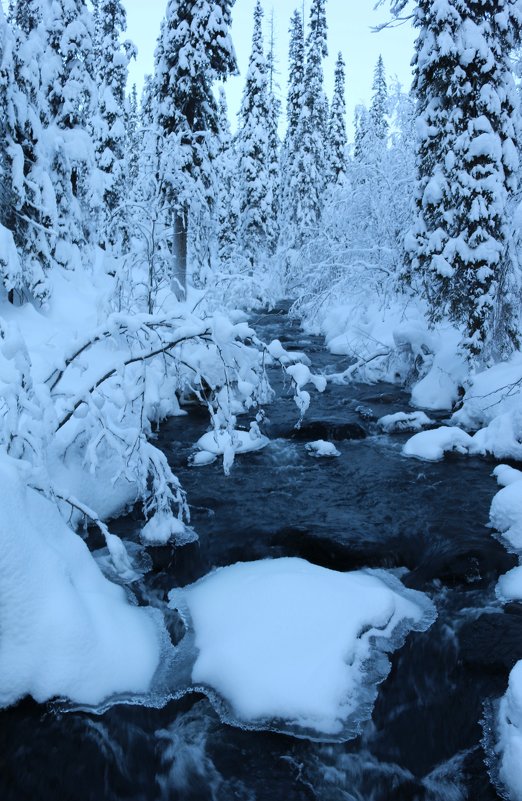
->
[168,558,436,740]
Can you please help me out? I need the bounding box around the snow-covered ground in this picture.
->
[0,257,330,710]
[0,261,255,706]
[487,466,522,801]
[0,453,166,707]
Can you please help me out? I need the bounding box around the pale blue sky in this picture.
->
[123,1,416,140]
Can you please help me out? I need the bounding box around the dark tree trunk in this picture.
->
[172,210,187,298]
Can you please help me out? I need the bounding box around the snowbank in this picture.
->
[404,413,522,464]
[299,296,466,407]
[495,662,522,801]
[169,558,435,739]
[453,354,522,431]
[486,466,522,801]
[403,426,473,461]
[0,456,164,708]
[490,479,522,553]
[449,355,522,462]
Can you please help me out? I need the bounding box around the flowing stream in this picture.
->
[2,303,521,801]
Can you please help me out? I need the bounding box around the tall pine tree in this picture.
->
[42,0,96,269]
[369,54,388,142]
[91,0,136,250]
[5,0,54,301]
[328,52,347,183]
[266,10,281,254]
[278,9,305,246]
[153,0,237,294]
[216,87,239,268]
[236,0,272,265]
[293,0,329,241]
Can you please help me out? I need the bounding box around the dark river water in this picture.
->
[1,304,520,801]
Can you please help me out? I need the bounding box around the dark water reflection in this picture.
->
[1,305,519,801]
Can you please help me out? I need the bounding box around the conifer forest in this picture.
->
[3,1,522,800]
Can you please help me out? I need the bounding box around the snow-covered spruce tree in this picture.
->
[236,0,272,267]
[42,0,96,270]
[328,52,347,183]
[266,10,281,254]
[0,8,10,219]
[292,0,329,243]
[401,0,522,360]
[4,0,54,303]
[125,83,140,192]
[91,0,136,251]
[353,56,388,168]
[369,54,388,142]
[278,9,305,248]
[0,5,24,299]
[215,87,240,269]
[153,0,237,295]
[353,104,370,162]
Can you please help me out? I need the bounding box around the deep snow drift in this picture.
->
[0,455,166,708]
[169,557,436,740]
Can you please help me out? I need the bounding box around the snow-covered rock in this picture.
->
[490,482,522,553]
[305,439,341,457]
[141,512,197,547]
[403,426,473,461]
[378,410,433,433]
[195,427,269,457]
[169,558,436,739]
[494,465,522,488]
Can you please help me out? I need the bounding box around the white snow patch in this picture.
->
[169,558,435,738]
[490,482,522,553]
[378,411,433,433]
[195,427,269,457]
[403,426,473,461]
[493,465,522,488]
[305,440,341,458]
[141,512,197,547]
[0,456,164,708]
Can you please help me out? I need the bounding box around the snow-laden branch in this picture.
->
[55,322,212,431]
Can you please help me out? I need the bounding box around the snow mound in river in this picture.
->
[403,426,473,461]
[169,558,436,740]
[305,439,340,457]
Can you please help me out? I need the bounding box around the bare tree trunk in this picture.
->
[172,210,187,298]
